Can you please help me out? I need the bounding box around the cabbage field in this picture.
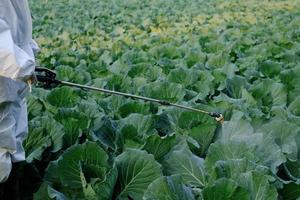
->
[25,0,300,199]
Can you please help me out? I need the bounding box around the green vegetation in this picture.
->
[27,0,300,199]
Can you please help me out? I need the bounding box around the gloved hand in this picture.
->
[25,73,37,93]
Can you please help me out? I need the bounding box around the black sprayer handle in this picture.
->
[35,67,61,89]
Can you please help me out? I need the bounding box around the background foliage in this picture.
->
[26,0,300,199]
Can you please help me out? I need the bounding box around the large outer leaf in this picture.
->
[259,60,281,78]
[205,161,277,200]
[56,65,91,84]
[43,142,112,199]
[213,159,266,180]
[259,118,299,161]
[225,75,247,99]
[55,108,90,147]
[288,96,300,116]
[213,119,286,174]
[161,107,216,156]
[34,183,68,200]
[205,141,256,176]
[119,113,157,140]
[143,175,195,200]
[280,65,300,104]
[46,86,80,108]
[44,161,117,200]
[177,111,214,129]
[140,81,186,103]
[164,107,214,131]
[142,134,177,161]
[281,182,300,200]
[239,171,278,200]
[93,165,118,200]
[118,113,157,149]
[163,144,207,188]
[189,124,217,156]
[115,149,162,200]
[118,101,150,118]
[77,99,103,119]
[93,116,122,153]
[250,79,287,108]
[219,119,254,142]
[167,67,200,87]
[27,95,45,119]
[24,116,64,162]
[205,138,285,177]
[57,142,109,189]
[202,178,249,200]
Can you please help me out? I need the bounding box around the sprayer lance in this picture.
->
[35,67,224,124]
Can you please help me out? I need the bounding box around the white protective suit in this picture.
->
[0,0,38,183]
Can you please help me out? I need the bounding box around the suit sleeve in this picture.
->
[0,19,36,82]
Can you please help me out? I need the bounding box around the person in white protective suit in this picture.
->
[0,0,38,187]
